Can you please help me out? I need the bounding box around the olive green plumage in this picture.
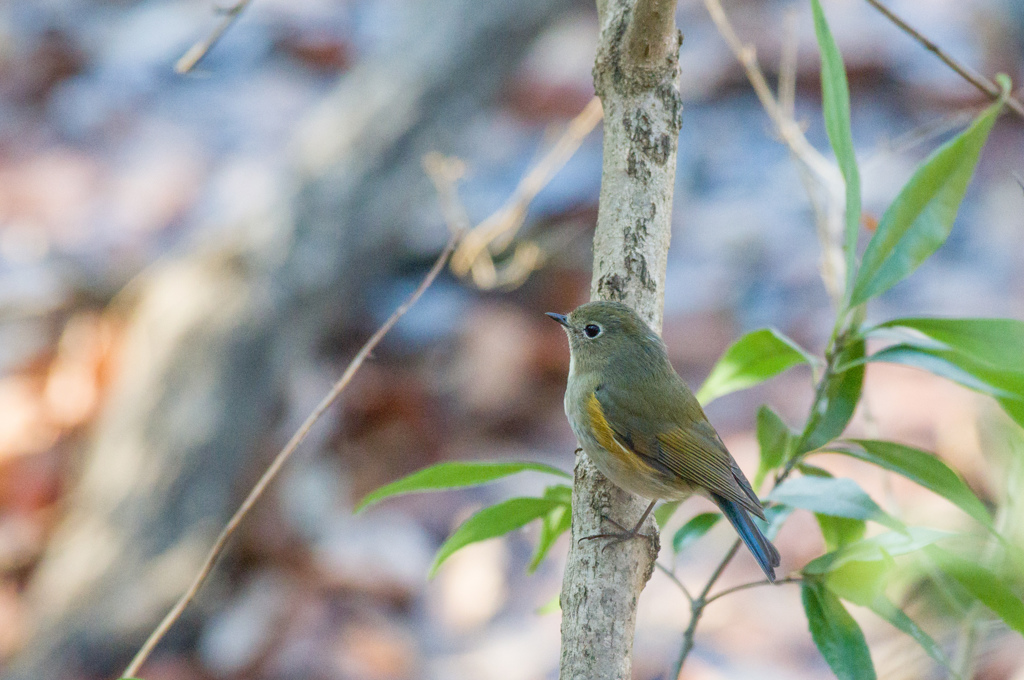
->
[548,300,780,581]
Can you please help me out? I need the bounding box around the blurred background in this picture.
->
[0,0,1022,678]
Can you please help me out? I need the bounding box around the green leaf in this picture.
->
[927,547,1024,636]
[654,500,681,528]
[672,512,722,554]
[817,515,866,552]
[874,317,1024,373]
[865,344,1024,429]
[869,596,957,676]
[799,463,834,478]
[696,328,817,405]
[755,405,794,490]
[528,485,573,573]
[802,578,877,680]
[804,527,953,575]
[811,0,861,297]
[866,317,1024,429]
[798,339,865,453]
[770,476,903,531]
[861,345,1019,398]
[355,461,569,512]
[430,497,564,577]
[827,557,891,607]
[830,440,991,527]
[849,80,1008,306]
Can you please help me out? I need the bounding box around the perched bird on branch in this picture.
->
[548,300,780,581]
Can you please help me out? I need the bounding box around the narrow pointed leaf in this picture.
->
[869,596,957,675]
[865,344,1024,429]
[430,497,564,577]
[528,485,573,573]
[927,547,1024,636]
[672,512,722,554]
[811,0,861,295]
[696,328,817,405]
[770,476,903,531]
[798,340,865,453]
[799,463,834,478]
[802,579,877,680]
[874,317,1024,372]
[356,461,569,512]
[830,440,991,527]
[755,405,794,490]
[804,528,952,575]
[864,345,1018,398]
[849,80,1008,305]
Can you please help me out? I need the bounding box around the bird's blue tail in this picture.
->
[712,494,781,582]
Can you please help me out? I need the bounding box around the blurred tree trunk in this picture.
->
[558,0,682,678]
[2,0,570,677]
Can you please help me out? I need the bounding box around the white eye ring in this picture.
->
[583,324,602,339]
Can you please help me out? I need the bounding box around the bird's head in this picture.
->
[546,300,665,374]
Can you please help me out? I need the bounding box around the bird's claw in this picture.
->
[578,513,656,552]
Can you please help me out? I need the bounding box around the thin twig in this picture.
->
[704,576,801,605]
[702,0,847,306]
[175,0,254,74]
[121,229,461,679]
[450,97,603,289]
[700,539,741,598]
[655,561,693,603]
[863,0,1024,121]
[672,539,740,679]
[778,9,799,120]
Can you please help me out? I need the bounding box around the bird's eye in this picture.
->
[583,324,602,338]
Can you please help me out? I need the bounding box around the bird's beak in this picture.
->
[545,312,570,329]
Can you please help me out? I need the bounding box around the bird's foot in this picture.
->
[578,514,656,552]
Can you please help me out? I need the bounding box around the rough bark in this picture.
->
[3,0,570,677]
[558,0,682,678]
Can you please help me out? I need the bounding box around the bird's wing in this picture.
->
[594,383,765,519]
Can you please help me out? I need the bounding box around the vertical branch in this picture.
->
[558,0,682,678]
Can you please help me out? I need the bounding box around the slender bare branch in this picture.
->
[704,575,801,605]
[655,561,694,603]
[671,539,740,678]
[778,8,799,119]
[121,228,461,678]
[702,0,846,304]
[450,97,603,289]
[863,0,1024,120]
[175,0,254,74]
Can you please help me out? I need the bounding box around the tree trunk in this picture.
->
[558,0,682,678]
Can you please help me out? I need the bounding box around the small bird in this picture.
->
[547,300,780,582]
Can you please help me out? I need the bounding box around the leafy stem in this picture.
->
[674,320,856,676]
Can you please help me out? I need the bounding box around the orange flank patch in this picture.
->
[585,392,649,475]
